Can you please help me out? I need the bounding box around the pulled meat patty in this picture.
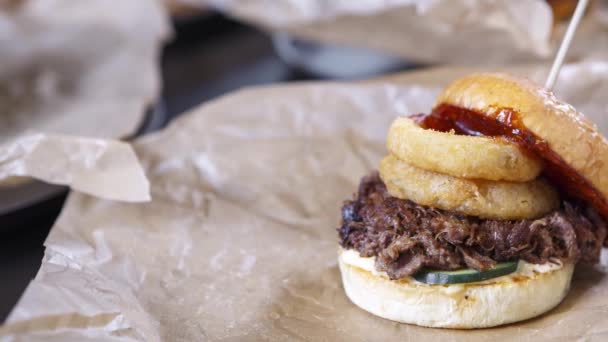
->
[339,173,607,280]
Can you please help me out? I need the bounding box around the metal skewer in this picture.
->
[545,0,590,90]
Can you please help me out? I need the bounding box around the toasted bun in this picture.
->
[436,73,608,208]
[338,251,574,329]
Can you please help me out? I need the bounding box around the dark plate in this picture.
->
[271,33,417,79]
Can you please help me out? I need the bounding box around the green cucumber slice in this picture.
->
[413,261,518,285]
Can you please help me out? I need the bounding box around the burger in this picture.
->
[337,73,608,328]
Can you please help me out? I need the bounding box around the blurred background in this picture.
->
[0,0,606,322]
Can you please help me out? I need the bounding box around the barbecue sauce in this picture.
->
[417,104,608,222]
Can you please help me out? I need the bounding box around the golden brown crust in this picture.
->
[435,73,608,207]
[379,155,559,220]
[387,117,543,181]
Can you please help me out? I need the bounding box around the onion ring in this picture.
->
[387,117,543,181]
[379,155,559,220]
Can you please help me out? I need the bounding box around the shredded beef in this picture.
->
[339,172,607,280]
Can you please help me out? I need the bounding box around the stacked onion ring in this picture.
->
[379,117,559,220]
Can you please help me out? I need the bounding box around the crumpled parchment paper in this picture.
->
[2,61,608,341]
[0,0,167,198]
[0,0,169,144]
[200,0,608,65]
[0,134,150,202]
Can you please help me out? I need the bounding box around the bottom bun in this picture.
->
[338,254,574,329]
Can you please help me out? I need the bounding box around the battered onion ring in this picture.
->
[379,155,559,220]
[387,117,543,181]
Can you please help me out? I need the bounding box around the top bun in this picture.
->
[435,73,608,212]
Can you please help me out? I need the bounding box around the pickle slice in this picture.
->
[413,261,518,285]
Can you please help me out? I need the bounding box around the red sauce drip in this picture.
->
[419,104,608,221]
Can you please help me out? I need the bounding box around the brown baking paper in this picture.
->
[0,0,169,144]
[0,134,150,202]
[0,0,167,203]
[2,61,608,341]
[202,0,608,65]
